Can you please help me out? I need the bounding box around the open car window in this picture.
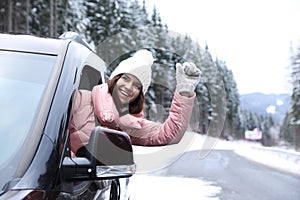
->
[79,65,102,91]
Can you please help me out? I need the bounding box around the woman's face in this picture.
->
[115,73,142,105]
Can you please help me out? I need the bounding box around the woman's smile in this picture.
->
[118,88,132,101]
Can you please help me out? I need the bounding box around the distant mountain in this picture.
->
[239,93,290,122]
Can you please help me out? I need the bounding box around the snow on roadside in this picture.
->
[128,175,221,200]
[234,141,300,175]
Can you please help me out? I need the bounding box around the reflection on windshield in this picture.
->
[0,50,56,190]
[0,78,43,163]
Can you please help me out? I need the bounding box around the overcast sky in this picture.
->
[142,0,300,94]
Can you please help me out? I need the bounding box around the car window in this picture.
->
[0,50,56,190]
[79,65,102,90]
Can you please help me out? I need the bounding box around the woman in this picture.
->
[69,49,201,156]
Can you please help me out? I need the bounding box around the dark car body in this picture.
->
[0,32,134,200]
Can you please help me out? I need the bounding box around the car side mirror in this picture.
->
[62,127,136,181]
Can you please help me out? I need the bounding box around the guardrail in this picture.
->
[251,146,300,165]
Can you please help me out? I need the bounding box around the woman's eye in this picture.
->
[133,83,142,90]
[122,76,129,81]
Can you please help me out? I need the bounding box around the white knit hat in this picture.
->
[109,49,154,94]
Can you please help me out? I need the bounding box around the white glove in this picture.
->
[176,62,202,95]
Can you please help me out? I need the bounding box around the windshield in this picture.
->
[0,50,56,190]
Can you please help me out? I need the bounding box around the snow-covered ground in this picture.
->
[127,132,300,200]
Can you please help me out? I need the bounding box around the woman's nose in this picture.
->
[124,81,133,91]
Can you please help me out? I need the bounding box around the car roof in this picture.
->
[0,33,67,55]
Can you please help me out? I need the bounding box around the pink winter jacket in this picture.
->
[69,83,195,154]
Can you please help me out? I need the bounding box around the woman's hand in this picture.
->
[175,62,202,97]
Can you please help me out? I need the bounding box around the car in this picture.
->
[0,32,135,200]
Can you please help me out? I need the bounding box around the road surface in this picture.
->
[162,150,300,200]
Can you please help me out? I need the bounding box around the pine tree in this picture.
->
[290,45,300,150]
[215,59,240,138]
[291,46,300,123]
[196,45,226,137]
[281,112,294,144]
[0,0,31,34]
[67,0,88,35]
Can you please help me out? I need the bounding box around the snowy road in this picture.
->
[128,132,300,200]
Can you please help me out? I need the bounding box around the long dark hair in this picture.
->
[107,74,145,115]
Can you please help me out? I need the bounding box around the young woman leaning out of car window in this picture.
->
[69,49,202,157]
